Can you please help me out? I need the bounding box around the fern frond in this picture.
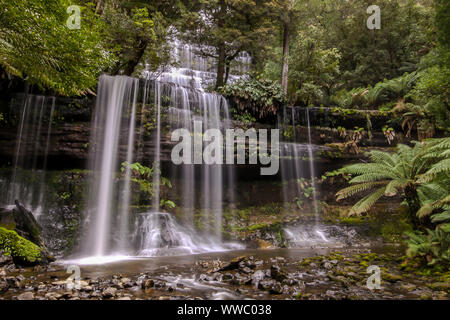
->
[419,158,450,183]
[336,181,387,201]
[384,179,410,196]
[348,187,386,215]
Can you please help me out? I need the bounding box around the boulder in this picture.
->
[0,202,41,245]
[102,287,117,298]
[217,256,247,272]
[0,201,54,265]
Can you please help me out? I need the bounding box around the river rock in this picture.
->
[141,279,154,289]
[251,270,266,287]
[270,265,288,282]
[102,287,117,298]
[17,292,34,300]
[0,253,13,267]
[218,256,247,272]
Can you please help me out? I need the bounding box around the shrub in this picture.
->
[220,78,286,121]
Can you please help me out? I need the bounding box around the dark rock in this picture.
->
[5,276,19,288]
[0,279,8,293]
[218,256,247,272]
[141,279,154,289]
[0,253,13,267]
[258,279,282,294]
[270,265,288,282]
[0,202,54,265]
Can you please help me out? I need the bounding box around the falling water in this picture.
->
[86,76,139,256]
[279,107,322,242]
[306,108,320,223]
[83,39,246,258]
[4,94,56,216]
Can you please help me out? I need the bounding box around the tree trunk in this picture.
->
[404,185,421,229]
[215,43,226,89]
[122,41,148,76]
[215,0,226,90]
[281,16,290,96]
[224,60,231,86]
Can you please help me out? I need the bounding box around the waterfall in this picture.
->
[280,107,321,226]
[86,76,139,256]
[3,94,55,216]
[82,41,243,258]
[306,108,320,223]
[135,212,232,256]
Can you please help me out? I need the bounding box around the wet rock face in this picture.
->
[39,205,83,258]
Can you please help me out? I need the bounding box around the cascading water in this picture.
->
[86,76,139,257]
[280,106,324,244]
[306,108,320,223]
[82,40,245,259]
[2,94,55,217]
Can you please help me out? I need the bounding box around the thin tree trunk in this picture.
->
[215,43,226,89]
[224,61,231,85]
[405,185,421,229]
[281,16,290,96]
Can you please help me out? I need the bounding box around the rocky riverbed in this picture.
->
[1,248,448,300]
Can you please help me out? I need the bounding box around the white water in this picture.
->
[306,108,320,223]
[280,107,324,244]
[136,212,239,256]
[82,40,247,259]
[3,94,56,217]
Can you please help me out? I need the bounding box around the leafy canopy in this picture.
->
[0,0,115,95]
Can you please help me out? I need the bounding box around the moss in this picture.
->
[247,223,267,232]
[0,227,42,265]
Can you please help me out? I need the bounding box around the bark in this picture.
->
[215,43,226,89]
[224,61,231,86]
[404,185,421,229]
[215,0,226,90]
[281,17,290,96]
[122,40,148,76]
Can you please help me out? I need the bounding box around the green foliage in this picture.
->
[102,5,163,76]
[406,48,450,135]
[230,109,256,124]
[179,0,275,88]
[0,0,115,95]
[220,77,286,120]
[338,137,450,266]
[336,138,450,220]
[0,227,42,264]
[160,199,176,210]
[406,226,450,266]
[121,161,172,207]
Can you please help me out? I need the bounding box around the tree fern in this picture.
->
[336,138,450,228]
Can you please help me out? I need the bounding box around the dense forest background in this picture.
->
[0,0,448,135]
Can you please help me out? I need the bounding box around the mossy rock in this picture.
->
[0,227,43,266]
[427,282,450,293]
